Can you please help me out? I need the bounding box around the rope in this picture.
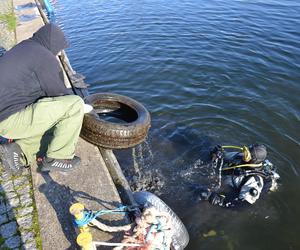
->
[118,207,172,250]
[93,241,142,247]
[221,145,252,162]
[222,163,263,171]
[90,219,132,233]
[74,211,94,227]
[145,216,170,250]
[145,223,158,243]
[74,206,132,228]
[74,206,172,249]
[221,145,243,150]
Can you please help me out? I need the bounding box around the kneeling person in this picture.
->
[0,24,84,174]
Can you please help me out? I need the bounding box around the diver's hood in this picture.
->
[31,23,68,55]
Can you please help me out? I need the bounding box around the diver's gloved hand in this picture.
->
[211,145,224,159]
[197,189,212,201]
[211,145,222,154]
[208,192,225,206]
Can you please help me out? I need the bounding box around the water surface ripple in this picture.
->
[55,0,300,249]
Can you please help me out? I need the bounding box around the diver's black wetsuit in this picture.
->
[203,146,279,208]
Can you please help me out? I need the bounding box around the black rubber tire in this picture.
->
[80,93,151,149]
[133,191,190,250]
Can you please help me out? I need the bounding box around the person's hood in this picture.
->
[31,23,68,55]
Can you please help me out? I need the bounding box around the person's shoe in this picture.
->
[39,156,81,172]
[0,143,25,175]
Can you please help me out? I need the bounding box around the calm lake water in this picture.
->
[54,0,300,249]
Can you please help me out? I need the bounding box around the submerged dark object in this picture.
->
[81,93,151,149]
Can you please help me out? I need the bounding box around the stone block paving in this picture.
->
[0,168,39,249]
[0,1,39,248]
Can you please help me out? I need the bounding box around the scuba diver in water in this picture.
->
[198,144,280,208]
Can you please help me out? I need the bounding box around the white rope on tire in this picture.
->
[93,241,142,247]
[89,219,132,232]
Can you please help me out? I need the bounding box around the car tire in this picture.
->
[80,93,151,149]
[133,191,189,250]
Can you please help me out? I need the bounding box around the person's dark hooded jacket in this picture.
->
[0,23,71,122]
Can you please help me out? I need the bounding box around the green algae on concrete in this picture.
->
[0,0,16,49]
[0,13,16,31]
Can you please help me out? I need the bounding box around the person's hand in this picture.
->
[208,192,225,206]
[83,104,93,113]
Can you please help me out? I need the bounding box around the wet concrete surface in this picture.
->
[32,138,127,249]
